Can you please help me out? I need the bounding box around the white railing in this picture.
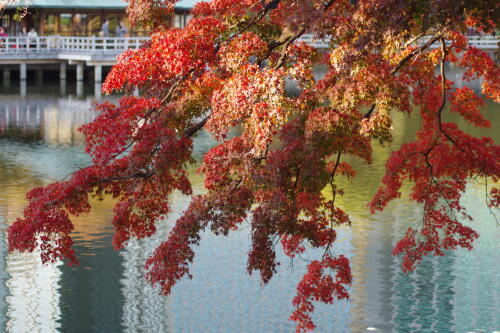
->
[295,34,330,49]
[0,34,497,54]
[296,34,498,50]
[0,36,149,53]
[0,36,55,52]
[418,35,498,50]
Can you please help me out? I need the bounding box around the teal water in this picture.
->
[0,79,498,332]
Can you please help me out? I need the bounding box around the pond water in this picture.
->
[0,78,498,333]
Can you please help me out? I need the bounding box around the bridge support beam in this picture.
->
[94,83,102,100]
[20,80,27,97]
[94,65,102,83]
[19,63,27,81]
[76,81,84,97]
[76,63,84,81]
[59,62,67,80]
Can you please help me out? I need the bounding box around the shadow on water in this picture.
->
[0,74,498,332]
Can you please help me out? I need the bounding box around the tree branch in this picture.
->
[184,116,209,137]
[436,38,461,148]
[363,32,443,119]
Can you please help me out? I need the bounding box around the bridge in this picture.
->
[1,34,498,84]
[0,36,149,83]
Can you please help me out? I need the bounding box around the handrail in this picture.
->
[0,35,497,54]
[417,35,498,49]
[0,36,150,53]
[295,34,499,50]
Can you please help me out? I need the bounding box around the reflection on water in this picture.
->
[6,251,62,332]
[0,80,499,332]
[0,96,97,144]
[121,237,171,333]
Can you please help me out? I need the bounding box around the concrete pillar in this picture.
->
[94,64,102,83]
[36,70,43,85]
[19,63,27,81]
[76,63,84,81]
[76,80,83,97]
[60,79,67,96]
[20,80,27,97]
[94,82,102,100]
[59,62,67,80]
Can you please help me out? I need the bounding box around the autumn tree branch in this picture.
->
[363,31,444,119]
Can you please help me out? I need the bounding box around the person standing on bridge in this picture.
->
[101,18,110,37]
[27,28,38,49]
[20,27,28,49]
[0,27,8,51]
[116,21,128,38]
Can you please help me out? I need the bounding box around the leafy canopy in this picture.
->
[9,0,499,331]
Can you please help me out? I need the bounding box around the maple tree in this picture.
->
[8,0,500,331]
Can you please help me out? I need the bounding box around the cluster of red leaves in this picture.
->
[369,31,499,273]
[9,0,500,332]
[370,124,498,271]
[8,167,98,265]
[80,97,162,164]
[103,17,227,94]
[290,255,351,332]
[145,196,208,295]
[449,87,489,127]
[459,46,500,102]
